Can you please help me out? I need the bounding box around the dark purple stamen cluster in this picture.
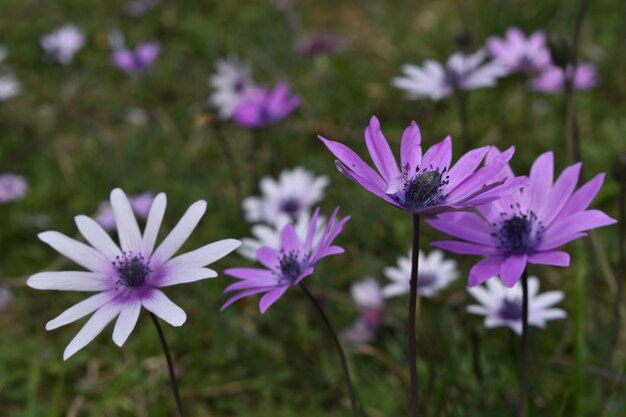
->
[497,298,523,321]
[416,272,437,289]
[279,198,301,219]
[275,250,304,284]
[400,164,449,211]
[444,67,464,90]
[492,205,544,254]
[113,252,151,288]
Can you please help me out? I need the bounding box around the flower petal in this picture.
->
[560,173,605,217]
[499,255,528,287]
[164,239,241,271]
[446,146,489,187]
[46,291,117,330]
[152,200,207,264]
[431,240,496,255]
[259,286,289,313]
[112,298,141,347]
[75,215,121,261]
[421,136,452,170]
[400,121,422,174]
[111,188,143,253]
[523,152,553,212]
[221,288,271,311]
[38,231,110,273]
[156,268,218,287]
[538,163,581,225]
[528,251,570,266]
[364,116,400,182]
[141,290,186,327]
[63,302,122,360]
[142,193,166,255]
[468,256,505,286]
[28,271,110,292]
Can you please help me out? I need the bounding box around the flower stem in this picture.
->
[518,268,529,417]
[212,121,243,202]
[408,213,421,417]
[299,283,360,417]
[150,313,186,417]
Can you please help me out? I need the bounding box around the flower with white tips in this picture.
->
[27,188,241,360]
[467,276,566,334]
[383,249,458,298]
[209,57,255,119]
[40,24,85,64]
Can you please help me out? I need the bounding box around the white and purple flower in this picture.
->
[209,58,255,120]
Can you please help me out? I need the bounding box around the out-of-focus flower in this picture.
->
[351,277,384,310]
[40,24,85,64]
[343,277,384,346]
[112,41,160,74]
[124,0,159,17]
[233,82,300,128]
[487,27,551,74]
[392,49,505,101]
[382,249,458,298]
[0,285,13,313]
[319,116,526,216]
[242,167,329,225]
[467,276,566,334]
[0,173,27,203]
[96,192,154,230]
[294,33,342,56]
[209,58,255,119]
[222,207,349,313]
[429,150,616,287]
[0,74,20,102]
[529,63,597,94]
[27,188,241,360]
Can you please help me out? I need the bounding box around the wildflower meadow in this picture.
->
[1,1,625,416]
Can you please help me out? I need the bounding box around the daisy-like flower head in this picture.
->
[113,41,160,74]
[487,27,552,74]
[242,167,330,225]
[27,188,241,360]
[0,73,21,102]
[222,207,350,313]
[0,173,27,203]
[392,49,506,101]
[529,63,597,94]
[429,150,616,288]
[232,82,300,129]
[40,24,85,64]
[294,33,342,57]
[209,57,255,120]
[467,276,566,334]
[319,116,527,216]
[382,249,458,298]
[95,192,154,230]
[238,210,326,260]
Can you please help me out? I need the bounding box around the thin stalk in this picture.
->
[150,313,186,417]
[408,214,421,417]
[518,268,529,417]
[299,283,359,417]
[212,121,243,202]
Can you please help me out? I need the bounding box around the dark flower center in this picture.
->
[113,252,151,288]
[233,79,246,93]
[417,272,437,289]
[277,251,304,284]
[497,298,522,321]
[444,68,463,90]
[403,169,447,211]
[493,210,544,255]
[279,198,301,218]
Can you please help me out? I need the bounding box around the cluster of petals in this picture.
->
[27,188,241,360]
[487,27,552,74]
[113,41,160,74]
[319,116,527,216]
[233,82,300,128]
[529,63,597,93]
[429,150,616,287]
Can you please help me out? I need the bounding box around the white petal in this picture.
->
[151,200,207,264]
[112,299,142,346]
[46,292,116,330]
[111,188,143,253]
[141,290,186,327]
[63,302,122,360]
[156,268,218,287]
[164,239,241,271]
[466,305,489,316]
[142,193,166,255]
[28,271,110,292]
[75,215,121,261]
[38,231,110,273]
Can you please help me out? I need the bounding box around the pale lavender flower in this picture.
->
[242,167,329,225]
[27,188,241,360]
[209,58,255,119]
[40,24,85,64]
[95,192,154,231]
[233,82,300,128]
[113,41,160,74]
[487,27,551,74]
[0,173,27,203]
[343,277,384,346]
[467,276,566,334]
[0,74,20,102]
[529,63,597,93]
[383,249,458,298]
[392,49,506,101]
[294,33,342,56]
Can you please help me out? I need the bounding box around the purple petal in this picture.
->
[224,267,274,280]
[256,247,282,270]
[538,162,581,226]
[499,255,528,287]
[537,232,587,251]
[523,151,553,212]
[38,231,110,273]
[431,240,497,255]
[164,239,241,272]
[528,250,570,266]
[259,286,289,313]
[280,224,302,253]
[446,146,489,187]
[468,256,505,287]
[221,287,271,311]
[559,173,605,218]
[544,210,616,241]
[400,121,422,174]
[421,136,452,170]
[427,212,495,245]
[141,289,186,327]
[364,116,400,182]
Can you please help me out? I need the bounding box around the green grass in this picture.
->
[1,0,625,415]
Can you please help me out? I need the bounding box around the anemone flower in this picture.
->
[242,167,329,225]
[467,276,565,334]
[113,41,160,74]
[232,82,300,128]
[428,150,616,288]
[487,27,552,74]
[40,24,85,64]
[210,57,255,120]
[529,63,597,94]
[0,173,27,203]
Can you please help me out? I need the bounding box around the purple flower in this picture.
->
[113,41,160,74]
[232,82,300,128]
[428,150,616,287]
[0,173,27,203]
[319,116,527,216]
[294,33,342,56]
[222,207,350,313]
[27,188,241,360]
[96,192,154,230]
[487,27,551,74]
[529,63,597,93]
[209,57,255,120]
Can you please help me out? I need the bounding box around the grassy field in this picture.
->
[1,0,625,416]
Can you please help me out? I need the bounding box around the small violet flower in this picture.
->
[319,116,526,216]
[392,49,505,101]
[209,57,255,120]
[242,167,330,225]
[487,27,552,74]
[0,173,27,203]
[27,188,241,360]
[343,277,384,346]
[222,207,350,313]
[40,24,85,64]
[232,82,300,128]
[95,192,154,230]
[467,276,566,334]
[429,150,616,287]
[113,41,160,74]
[383,249,458,298]
[529,63,597,94]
